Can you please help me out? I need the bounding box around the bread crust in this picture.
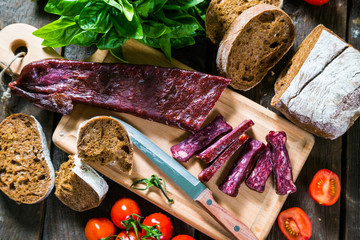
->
[271,25,360,139]
[205,0,283,45]
[77,116,133,173]
[217,4,295,91]
[0,113,54,204]
[55,155,108,212]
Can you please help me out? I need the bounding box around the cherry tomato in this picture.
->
[303,0,330,6]
[142,213,173,240]
[171,235,195,240]
[85,217,115,240]
[309,169,341,206]
[116,230,142,240]
[278,207,312,240]
[111,198,141,228]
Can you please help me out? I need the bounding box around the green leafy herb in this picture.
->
[130,174,174,204]
[34,0,210,60]
[120,214,162,240]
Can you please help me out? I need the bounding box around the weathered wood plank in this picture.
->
[343,0,360,238]
[236,0,347,239]
[0,1,57,239]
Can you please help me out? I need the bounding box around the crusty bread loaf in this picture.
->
[206,0,283,44]
[0,113,54,204]
[55,155,108,212]
[217,4,295,91]
[77,116,133,173]
[271,25,360,139]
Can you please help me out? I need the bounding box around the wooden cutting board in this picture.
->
[0,23,315,240]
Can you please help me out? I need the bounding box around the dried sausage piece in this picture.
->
[171,114,232,162]
[198,134,249,182]
[9,59,230,132]
[219,138,265,197]
[197,119,254,163]
[246,146,272,192]
[266,131,296,195]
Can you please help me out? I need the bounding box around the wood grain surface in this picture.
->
[0,0,359,239]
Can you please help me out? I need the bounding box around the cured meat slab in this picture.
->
[9,59,230,132]
[0,24,315,240]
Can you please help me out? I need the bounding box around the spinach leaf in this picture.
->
[78,1,112,33]
[45,0,88,16]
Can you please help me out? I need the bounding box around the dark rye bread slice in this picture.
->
[206,0,283,44]
[271,25,360,139]
[217,4,295,91]
[0,114,54,204]
[77,116,133,172]
[55,155,108,212]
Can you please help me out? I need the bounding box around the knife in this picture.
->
[115,118,258,240]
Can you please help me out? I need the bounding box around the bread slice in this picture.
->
[271,25,360,139]
[206,0,283,45]
[77,116,133,172]
[55,155,108,212]
[217,4,295,91]
[0,113,54,204]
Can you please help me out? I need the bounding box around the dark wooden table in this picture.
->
[0,0,359,239]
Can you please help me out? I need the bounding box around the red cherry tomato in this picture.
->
[85,217,115,240]
[278,207,312,240]
[111,198,141,229]
[303,0,330,6]
[309,169,341,206]
[171,235,195,240]
[142,213,173,240]
[116,230,142,240]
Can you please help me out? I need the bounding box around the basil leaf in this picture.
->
[78,1,112,33]
[103,0,135,21]
[159,35,171,60]
[110,46,128,62]
[97,28,128,49]
[142,21,169,38]
[110,7,143,39]
[170,36,195,48]
[133,0,152,18]
[44,0,89,16]
[33,16,83,46]
[70,31,99,46]
[164,0,204,10]
[36,0,209,59]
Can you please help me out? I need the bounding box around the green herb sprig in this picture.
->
[33,0,210,60]
[131,174,174,204]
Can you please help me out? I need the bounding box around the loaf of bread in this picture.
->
[0,113,54,204]
[55,155,108,212]
[271,25,360,139]
[206,0,283,44]
[77,116,133,173]
[217,4,295,91]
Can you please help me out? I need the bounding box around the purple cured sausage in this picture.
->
[9,59,230,132]
[246,146,272,192]
[219,138,265,197]
[198,134,249,182]
[197,119,254,163]
[266,131,296,195]
[171,114,232,162]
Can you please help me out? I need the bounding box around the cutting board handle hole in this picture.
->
[11,39,28,57]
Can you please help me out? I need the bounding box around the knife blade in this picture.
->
[115,117,257,240]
